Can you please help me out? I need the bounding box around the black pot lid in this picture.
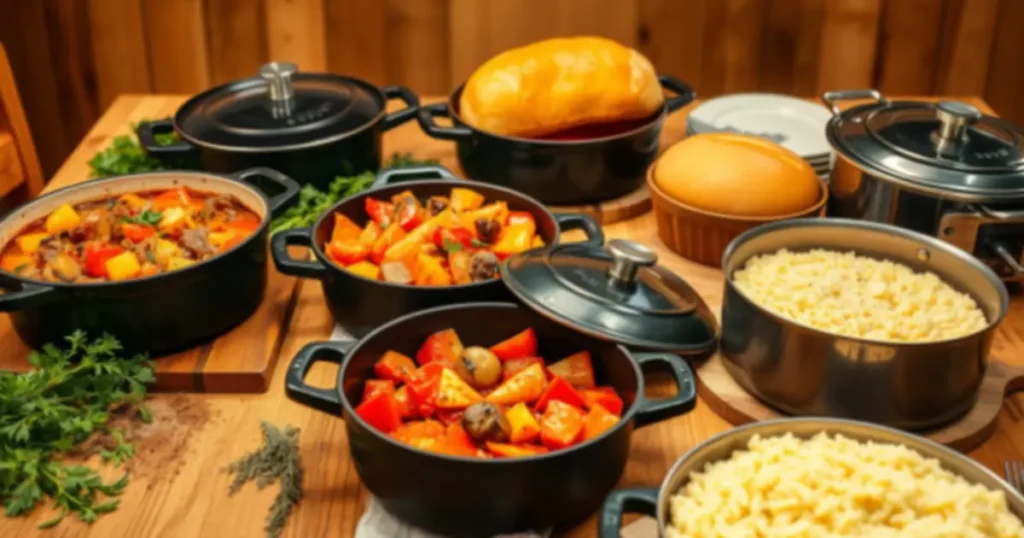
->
[175,62,385,151]
[501,239,717,353]
[824,90,1024,202]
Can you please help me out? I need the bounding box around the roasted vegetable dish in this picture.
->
[0,188,261,282]
[324,187,544,285]
[355,327,624,458]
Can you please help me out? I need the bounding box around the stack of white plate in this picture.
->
[686,93,834,183]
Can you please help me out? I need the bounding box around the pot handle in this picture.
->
[598,488,660,538]
[381,85,421,131]
[271,227,329,280]
[631,352,697,428]
[373,165,459,188]
[553,213,605,247]
[658,75,697,113]
[232,167,301,216]
[137,119,197,157]
[820,89,888,116]
[285,340,353,417]
[417,102,473,141]
[0,284,59,311]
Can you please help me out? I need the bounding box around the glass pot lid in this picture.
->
[501,239,718,353]
[824,90,1024,201]
[175,62,385,150]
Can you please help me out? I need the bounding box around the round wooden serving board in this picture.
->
[547,185,652,225]
[695,352,1024,453]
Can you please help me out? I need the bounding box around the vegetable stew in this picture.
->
[0,187,261,283]
[325,187,544,285]
[356,327,624,458]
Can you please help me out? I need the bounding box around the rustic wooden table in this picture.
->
[2,95,1023,538]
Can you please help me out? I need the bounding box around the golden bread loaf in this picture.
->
[654,133,822,217]
[459,37,664,138]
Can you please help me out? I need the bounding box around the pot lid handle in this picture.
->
[934,101,982,145]
[607,239,658,285]
[821,88,888,116]
[259,62,297,118]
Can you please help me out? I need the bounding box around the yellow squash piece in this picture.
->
[45,204,82,234]
[15,233,50,254]
[346,261,381,280]
[449,187,485,212]
[167,257,196,271]
[105,251,141,281]
[506,402,541,444]
[207,231,238,249]
[158,206,188,231]
[152,238,181,266]
[118,193,148,211]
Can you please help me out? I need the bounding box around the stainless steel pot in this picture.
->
[822,89,1024,281]
[598,418,1024,537]
[719,218,1007,430]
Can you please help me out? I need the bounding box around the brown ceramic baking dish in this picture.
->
[647,162,828,266]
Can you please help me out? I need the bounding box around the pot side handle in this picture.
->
[136,119,197,158]
[380,85,421,131]
[0,284,59,311]
[553,213,605,248]
[598,488,660,538]
[285,340,353,417]
[232,167,301,216]
[631,352,697,428]
[270,227,329,280]
[820,89,887,116]
[658,75,697,113]
[417,102,473,141]
[373,165,459,188]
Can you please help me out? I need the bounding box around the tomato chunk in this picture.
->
[406,362,446,417]
[362,379,395,403]
[489,328,538,361]
[84,244,126,278]
[355,391,403,434]
[364,197,394,228]
[122,223,156,243]
[327,241,370,266]
[416,328,464,365]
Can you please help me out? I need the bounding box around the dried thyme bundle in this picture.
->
[224,422,304,538]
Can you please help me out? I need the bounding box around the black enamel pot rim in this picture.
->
[307,177,568,291]
[173,72,409,154]
[337,301,647,464]
[441,84,670,146]
[0,169,273,290]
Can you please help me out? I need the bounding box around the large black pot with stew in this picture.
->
[270,164,607,337]
[138,62,419,190]
[416,76,695,205]
[0,168,298,356]
[283,236,717,536]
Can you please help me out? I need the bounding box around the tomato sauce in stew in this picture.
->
[0,187,261,283]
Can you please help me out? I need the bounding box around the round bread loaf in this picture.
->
[654,133,822,217]
[459,37,663,138]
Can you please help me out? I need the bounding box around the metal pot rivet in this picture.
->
[917,248,931,262]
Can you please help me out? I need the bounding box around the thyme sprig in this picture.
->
[224,422,304,538]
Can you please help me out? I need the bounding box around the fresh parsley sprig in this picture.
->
[0,332,155,528]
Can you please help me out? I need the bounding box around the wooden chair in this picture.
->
[0,42,44,206]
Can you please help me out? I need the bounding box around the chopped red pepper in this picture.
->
[415,328,464,366]
[370,224,405,265]
[362,379,395,403]
[489,328,538,361]
[434,409,465,426]
[84,244,126,278]
[150,187,192,211]
[121,223,156,243]
[365,197,394,228]
[373,350,417,384]
[326,241,370,266]
[580,386,624,416]
[539,400,584,449]
[226,213,261,232]
[330,213,362,243]
[440,423,479,457]
[406,362,446,417]
[355,390,403,434]
[393,197,423,232]
[547,351,596,389]
[533,376,586,413]
[394,386,415,418]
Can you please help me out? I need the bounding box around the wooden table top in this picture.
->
[3,95,1024,538]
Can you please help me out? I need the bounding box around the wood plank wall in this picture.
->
[1,0,1022,177]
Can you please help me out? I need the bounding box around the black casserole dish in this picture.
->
[0,168,298,356]
[417,76,695,205]
[270,165,605,337]
[139,62,419,190]
[285,302,700,537]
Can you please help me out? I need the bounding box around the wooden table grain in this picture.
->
[2,95,1023,538]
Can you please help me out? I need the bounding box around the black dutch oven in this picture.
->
[0,168,298,356]
[284,236,718,536]
[270,164,606,337]
[416,75,696,205]
[138,62,419,190]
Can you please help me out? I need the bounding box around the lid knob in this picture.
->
[259,62,298,102]
[607,239,657,285]
[935,101,981,143]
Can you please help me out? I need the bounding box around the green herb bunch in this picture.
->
[0,332,155,527]
[267,152,438,234]
[87,120,178,178]
[224,422,303,538]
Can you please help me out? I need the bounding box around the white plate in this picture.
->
[687,94,833,157]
